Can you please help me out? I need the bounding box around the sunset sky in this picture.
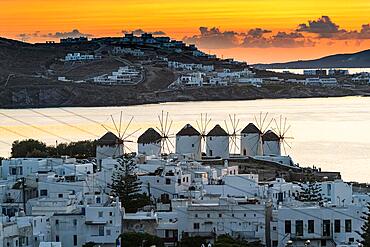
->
[1,0,369,63]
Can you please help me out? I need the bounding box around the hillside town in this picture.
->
[0,115,369,247]
[53,33,370,88]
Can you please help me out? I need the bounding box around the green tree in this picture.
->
[120,232,164,247]
[358,202,370,247]
[11,139,48,157]
[179,236,209,247]
[82,242,96,247]
[10,139,97,159]
[296,182,323,202]
[109,154,150,213]
[214,234,263,247]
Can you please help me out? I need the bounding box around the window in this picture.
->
[106,229,111,236]
[321,240,327,246]
[99,226,104,236]
[98,211,103,217]
[55,219,59,225]
[349,237,354,243]
[323,220,331,237]
[109,212,113,216]
[345,219,352,232]
[73,219,77,226]
[207,214,210,218]
[96,197,101,204]
[334,219,341,233]
[193,223,200,229]
[195,214,198,218]
[58,194,63,198]
[272,240,278,247]
[192,144,194,147]
[308,220,315,234]
[166,178,171,184]
[56,235,59,242]
[40,190,48,196]
[295,220,303,236]
[10,167,17,175]
[285,220,291,234]
[219,213,222,218]
[73,235,77,246]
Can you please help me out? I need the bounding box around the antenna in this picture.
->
[156,110,174,155]
[272,115,294,155]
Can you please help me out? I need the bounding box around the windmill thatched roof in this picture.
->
[241,123,261,134]
[97,132,122,145]
[262,130,279,141]
[138,128,162,144]
[207,124,228,136]
[176,124,200,136]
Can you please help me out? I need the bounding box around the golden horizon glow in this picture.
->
[1,0,370,63]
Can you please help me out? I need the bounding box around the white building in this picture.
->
[272,204,365,247]
[305,78,337,86]
[64,53,96,62]
[176,73,204,87]
[240,123,263,156]
[50,199,123,247]
[139,165,192,202]
[174,197,266,244]
[112,47,144,56]
[96,132,124,167]
[320,78,338,86]
[206,125,229,159]
[262,130,281,156]
[93,66,141,85]
[137,128,162,156]
[175,124,201,160]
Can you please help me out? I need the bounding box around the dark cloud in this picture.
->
[245,28,272,38]
[17,31,41,41]
[333,24,370,40]
[297,16,342,38]
[241,30,315,48]
[17,29,92,41]
[42,29,92,38]
[122,29,166,36]
[297,16,370,40]
[183,27,239,49]
[183,27,315,49]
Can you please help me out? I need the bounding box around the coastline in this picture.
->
[1,83,369,109]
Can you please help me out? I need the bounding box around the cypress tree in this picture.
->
[358,203,370,247]
[109,154,150,213]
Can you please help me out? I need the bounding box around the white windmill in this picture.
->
[240,112,273,157]
[96,111,141,166]
[206,124,229,159]
[137,128,162,156]
[175,123,201,160]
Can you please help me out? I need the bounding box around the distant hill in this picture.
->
[255,49,370,69]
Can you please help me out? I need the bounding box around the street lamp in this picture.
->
[286,240,293,246]
[304,240,311,246]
